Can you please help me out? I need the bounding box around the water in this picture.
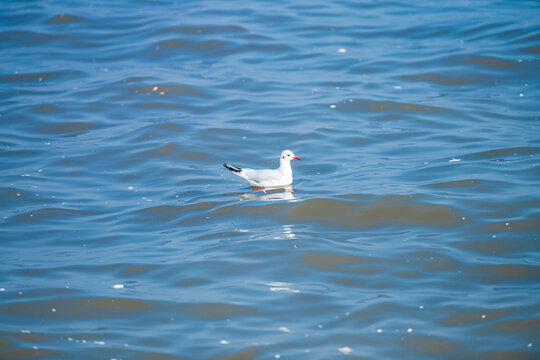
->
[1,0,539,358]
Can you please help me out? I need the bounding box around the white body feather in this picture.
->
[224,150,300,188]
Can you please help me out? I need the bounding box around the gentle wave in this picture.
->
[1,0,539,359]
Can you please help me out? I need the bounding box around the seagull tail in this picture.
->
[223,163,242,173]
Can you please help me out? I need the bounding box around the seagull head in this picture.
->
[281,149,301,161]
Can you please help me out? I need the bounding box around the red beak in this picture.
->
[293,157,301,160]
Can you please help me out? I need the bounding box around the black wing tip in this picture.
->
[223,163,241,173]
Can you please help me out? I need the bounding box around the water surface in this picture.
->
[1,0,539,359]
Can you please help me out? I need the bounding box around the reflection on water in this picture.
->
[232,185,297,202]
[273,224,296,240]
[265,281,300,293]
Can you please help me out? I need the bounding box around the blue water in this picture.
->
[1,0,539,359]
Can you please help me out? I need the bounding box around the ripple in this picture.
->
[1,1,539,359]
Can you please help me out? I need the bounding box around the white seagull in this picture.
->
[223,149,301,188]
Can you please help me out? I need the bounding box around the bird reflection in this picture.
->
[273,224,296,239]
[231,185,297,202]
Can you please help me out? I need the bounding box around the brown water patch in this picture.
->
[0,297,153,319]
[135,143,209,160]
[426,179,511,193]
[522,45,540,54]
[0,31,62,45]
[401,335,461,357]
[300,251,379,271]
[174,278,209,287]
[156,39,230,51]
[156,39,189,49]
[36,122,100,135]
[217,347,259,360]
[471,264,540,283]
[134,202,220,223]
[121,265,159,275]
[468,147,538,160]
[11,207,97,223]
[214,203,285,217]
[287,197,460,230]
[478,217,540,233]
[0,348,62,359]
[32,105,62,114]
[142,84,208,97]
[0,72,56,83]
[185,303,256,320]
[438,310,489,326]
[428,179,479,188]
[157,25,247,35]
[494,317,540,333]
[464,55,519,70]
[131,351,187,360]
[400,73,475,85]
[332,99,450,114]
[471,350,535,360]
[46,14,86,23]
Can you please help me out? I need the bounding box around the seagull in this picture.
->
[223,149,301,188]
